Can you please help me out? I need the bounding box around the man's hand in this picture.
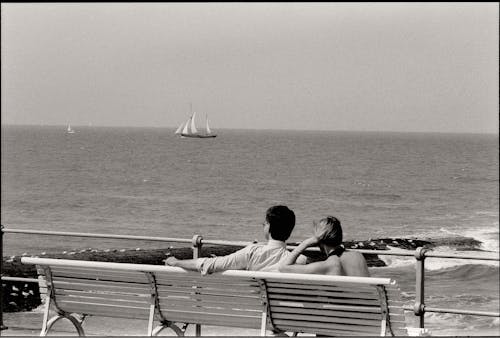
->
[303,236,320,246]
[164,256,178,266]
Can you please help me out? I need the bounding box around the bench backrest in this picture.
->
[22,257,408,336]
[36,264,154,320]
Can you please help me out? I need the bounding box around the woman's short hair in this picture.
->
[313,216,343,247]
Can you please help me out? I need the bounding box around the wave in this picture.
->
[376,225,499,271]
[346,192,402,202]
[438,226,499,253]
[425,312,500,335]
[451,175,499,184]
[378,246,499,270]
[427,264,499,283]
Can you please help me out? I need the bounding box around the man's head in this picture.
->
[264,205,296,241]
[313,216,343,247]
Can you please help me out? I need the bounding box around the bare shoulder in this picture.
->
[341,251,365,261]
[324,256,343,275]
[340,251,370,277]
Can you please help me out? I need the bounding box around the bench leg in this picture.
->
[41,314,85,336]
[151,322,186,336]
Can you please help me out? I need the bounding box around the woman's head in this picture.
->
[313,216,343,247]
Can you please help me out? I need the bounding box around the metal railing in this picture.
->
[1,226,499,332]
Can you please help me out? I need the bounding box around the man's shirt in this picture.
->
[195,239,308,275]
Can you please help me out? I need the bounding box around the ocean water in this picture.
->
[1,125,499,335]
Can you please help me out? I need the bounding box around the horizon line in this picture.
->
[1,123,498,136]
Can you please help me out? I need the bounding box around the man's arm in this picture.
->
[164,256,201,271]
[165,245,254,274]
[281,236,319,267]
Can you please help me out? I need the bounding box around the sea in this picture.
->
[1,125,499,335]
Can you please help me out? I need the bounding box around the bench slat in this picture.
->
[267,286,379,300]
[52,274,150,285]
[57,300,151,319]
[274,318,381,334]
[50,265,148,276]
[268,293,381,306]
[271,312,381,327]
[269,300,381,313]
[156,286,260,299]
[161,309,262,329]
[268,284,404,300]
[265,278,388,288]
[155,280,260,293]
[54,288,150,300]
[159,292,262,308]
[266,281,380,294]
[50,270,149,283]
[156,283,260,294]
[53,278,150,292]
[159,298,263,313]
[155,274,259,286]
[56,294,150,307]
[53,284,150,297]
[270,306,382,320]
[160,301,262,316]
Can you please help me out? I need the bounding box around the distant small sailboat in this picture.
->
[175,111,216,138]
[66,124,75,134]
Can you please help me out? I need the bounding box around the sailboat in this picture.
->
[66,124,75,134]
[175,112,217,138]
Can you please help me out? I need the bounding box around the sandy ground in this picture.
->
[2,309,499,336]
[2,308,264,336]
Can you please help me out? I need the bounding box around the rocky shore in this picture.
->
[1,236,483,312]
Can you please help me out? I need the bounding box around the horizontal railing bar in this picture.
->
[197,239,255,247]
[424,306,500,317]
[347,249,415,256]
[4,228,499,261]
[386,305,499,318]
[3,229,192,244]
[1,276,39,283]
[424,252,499,261]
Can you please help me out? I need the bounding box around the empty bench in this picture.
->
[22,257,411,336]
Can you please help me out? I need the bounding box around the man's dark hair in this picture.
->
[265,205,296,241]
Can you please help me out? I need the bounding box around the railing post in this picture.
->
[414,247,428,329]
[1,224,7,330]
[191,234,203,337]
[191,234,203,259]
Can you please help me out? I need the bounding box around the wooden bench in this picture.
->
[22,257,411,336]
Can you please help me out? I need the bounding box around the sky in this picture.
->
[1,3,498,133]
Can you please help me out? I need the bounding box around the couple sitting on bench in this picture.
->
[165,205,369,277]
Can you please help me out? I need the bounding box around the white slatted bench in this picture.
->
[22,257,411,336]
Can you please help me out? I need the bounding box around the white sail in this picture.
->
[67,124,75,133]
[190,112,198,134]
[206,115,212,134]
[175,121,184,134]
[182,117,191,134]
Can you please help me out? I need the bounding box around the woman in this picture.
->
[279,216,370,276]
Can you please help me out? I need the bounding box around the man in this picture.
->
[165,205,307,274]
[279,216,370,277]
